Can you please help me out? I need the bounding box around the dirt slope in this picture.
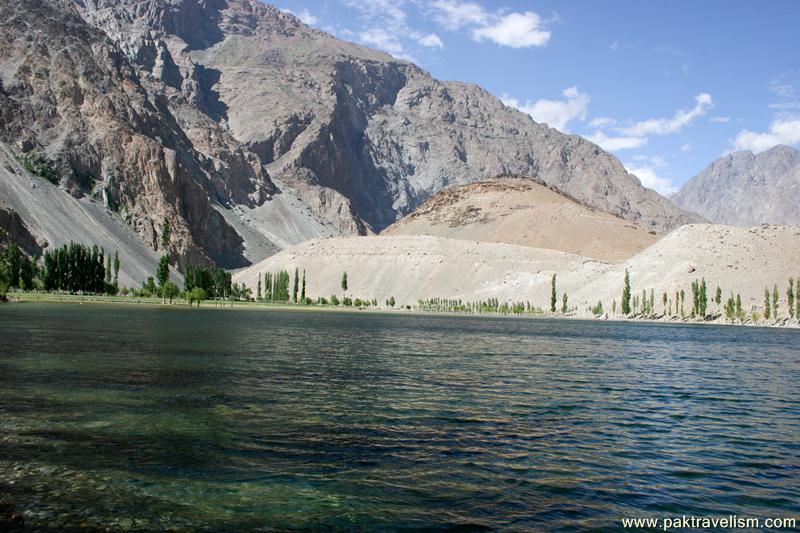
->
[234,225,800,316]
[382,177,659,262]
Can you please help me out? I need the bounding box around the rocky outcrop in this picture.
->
[673,145,800,226]
[0,0,699,277]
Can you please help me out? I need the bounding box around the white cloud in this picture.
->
[416,33,444,48]
[472,11,551,48]
[429,1,551,48]
[768,102,800,110]
[618,93,713,137]
[358,28,405,55]
[588,117,616,129]
[502,87,589,132]
[429,0,488,30]
[709,116,731,123]
[586,131,647,151]
[280,7,318,25]
[681,142,692,152]
[624,162,678,196]
[732,119,800,153]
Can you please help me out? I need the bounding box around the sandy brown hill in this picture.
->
[382,177,659,262]
[234,225,800,320]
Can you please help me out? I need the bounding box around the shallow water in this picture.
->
[1,303,798,531]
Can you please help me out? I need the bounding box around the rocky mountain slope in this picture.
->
[0,144,169,285]
[1,0,698,277]
[235,225,800,318]
[673,145,800,226]
[382,177,659,262]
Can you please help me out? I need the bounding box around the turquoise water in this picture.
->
[0,303,798,531]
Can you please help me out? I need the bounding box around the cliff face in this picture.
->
[0,0,699,277]
[673,145,800,226]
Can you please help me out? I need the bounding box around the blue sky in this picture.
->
[277,0,800,194]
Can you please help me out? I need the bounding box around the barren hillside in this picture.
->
[383,177,659,262]
[234,225,800,317]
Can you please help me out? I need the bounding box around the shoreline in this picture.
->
[3,291,799,330]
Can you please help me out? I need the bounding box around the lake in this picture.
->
[0,303,798,531]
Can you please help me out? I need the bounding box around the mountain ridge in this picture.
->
[673,144,800,226]
[1,0,700,279]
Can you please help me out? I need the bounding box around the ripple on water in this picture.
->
[0,304,798,531]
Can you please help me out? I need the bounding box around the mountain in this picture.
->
[382,176,659,262]
[673,145,800,226]
[0,0,698,280]
[234,224,800,316]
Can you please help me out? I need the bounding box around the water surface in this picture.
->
[1,303,798,530]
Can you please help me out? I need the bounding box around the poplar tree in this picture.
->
[735,294,743,321]
[551,274,557,313]
[341,272,348,293]
[764,288,771,320]
[257,277,262,300]
[788,277,795,319]
[301,270,306,302]
[714,286,722,311]
[113,251,120,290]
[649,288,654,314]
[662,292,668,314]
[622,269,631,315]
[293,267,299,303]
[161,217,171,250]
[773,285,779,319]
[699,278,707,317]
[561,292,568,314]
[796,277,800,320]
[156,255,170,300]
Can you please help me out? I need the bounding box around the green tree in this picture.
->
[622,269,631,315]
[649,288,654,314]
[773,285,779,319]
[725,294,735,321]
[735,294,743,321]
[0,261,9,298]
[699,278,707,317]
[561,292,568,314]
[162,281,179,303]
[612,299,617,314]
[662,292,668,314]
[788,277,795,319]
[143,276,156,297]
[714,286,722,311]
[796,277,800,320]
[161,217,171,250]
[301,270,306,302]
[188,287,206,307]
[341,271,348,293]
[113,251,120,290]
[551,274,557,313]
[764,287,771,320]
[257,276,262,300]
[105,253,112,285]
[293,267,299,303]
[156,255,170,295]
[5,244,21,287]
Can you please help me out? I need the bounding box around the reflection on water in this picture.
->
[0,304,798,531]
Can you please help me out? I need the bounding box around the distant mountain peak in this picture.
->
[673,144,800,226]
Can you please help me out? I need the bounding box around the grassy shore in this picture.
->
[3,290,799,329]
